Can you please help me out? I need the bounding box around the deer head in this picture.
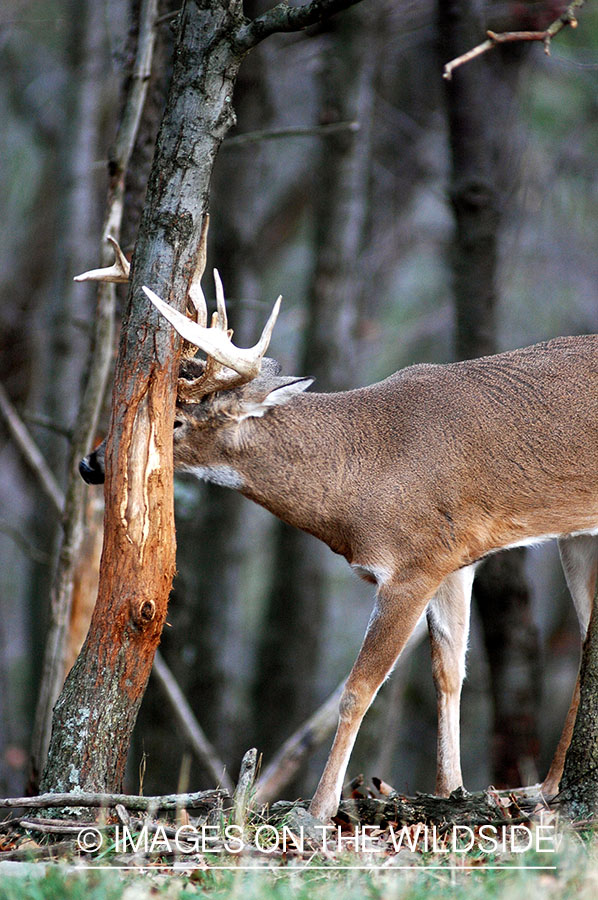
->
[76,221,310,484]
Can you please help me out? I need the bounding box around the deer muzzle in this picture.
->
[79,445,106,485]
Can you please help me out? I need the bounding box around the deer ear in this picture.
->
[262,377,314,409]
[239,376,314,420]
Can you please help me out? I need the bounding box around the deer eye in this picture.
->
[173,419,184,430]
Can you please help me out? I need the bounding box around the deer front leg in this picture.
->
[309,579,432,822]
[427,566,474,796]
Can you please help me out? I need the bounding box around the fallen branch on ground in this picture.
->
[0,788,227,811]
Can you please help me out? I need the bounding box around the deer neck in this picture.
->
[230,390,361,556]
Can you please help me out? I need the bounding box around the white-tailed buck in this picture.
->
[77,229,598,823]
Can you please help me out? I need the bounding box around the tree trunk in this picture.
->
[559,584,598,819]
[41,0,246,795]
[29,0,116,787]
[438,0,540,787]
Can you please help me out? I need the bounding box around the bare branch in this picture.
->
[443,0,585,80]
[0,521,53,565]
[224,120,359,149]
[152,650,234,794]
[235,0,365,52]
[0,383,64,517]
[0,789,227,811]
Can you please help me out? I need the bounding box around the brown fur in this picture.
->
[82,334,598,821]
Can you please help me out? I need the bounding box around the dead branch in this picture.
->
[152,650,234,794]
[443,0,585,80]
[0,521,53,565]
[235,0,365,51]
[233,749,258,826]
[0,788,227,811]
[224,121,359,148]
[338,784,550,829]
[0,383,64,517]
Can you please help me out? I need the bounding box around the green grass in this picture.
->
[0,829,596,900]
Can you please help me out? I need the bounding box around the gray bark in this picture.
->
[560,584,598,819]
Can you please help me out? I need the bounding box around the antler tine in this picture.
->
[74,235,130,283]
[213,269,229,332]
[142,285,281,380]
[255,295,282,356]
[186,215,209,328]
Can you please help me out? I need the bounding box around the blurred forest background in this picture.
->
[1,0,598,803]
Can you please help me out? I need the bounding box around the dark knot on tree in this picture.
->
[132,598,156,628]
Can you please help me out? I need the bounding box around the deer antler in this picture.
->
[73,217,279,401]
[73,236,131,283]
[143,280,281,402]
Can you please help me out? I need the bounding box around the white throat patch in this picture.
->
[186,465,244,490]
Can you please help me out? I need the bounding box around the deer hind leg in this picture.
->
[427,566,475,796]
[309,578,433,822]
[541,534,598,797]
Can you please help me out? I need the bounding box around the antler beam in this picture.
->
[143,281,281,381]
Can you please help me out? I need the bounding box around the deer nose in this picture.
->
[79,453,105,485]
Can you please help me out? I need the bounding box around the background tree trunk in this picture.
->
[560,584,598,818]
[438,0,541,788]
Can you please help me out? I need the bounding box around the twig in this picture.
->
[224,121,359,148]
[0,840,76,862]
[0,789,227,811]
[18,815,195,848]
[19,817,110,834]
[233,749,258,826]
[155,8,180,26]
[152,650,234,794]
[235,0,365,51]
[0,383,64,517]
[443,0,585,80]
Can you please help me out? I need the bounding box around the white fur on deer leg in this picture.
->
[186,465,244,490]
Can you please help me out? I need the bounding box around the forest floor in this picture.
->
[1,781,596,899]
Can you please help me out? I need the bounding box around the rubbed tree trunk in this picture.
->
[438,0,540,787]
[41,0,246,795]
[560,585,598,818]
